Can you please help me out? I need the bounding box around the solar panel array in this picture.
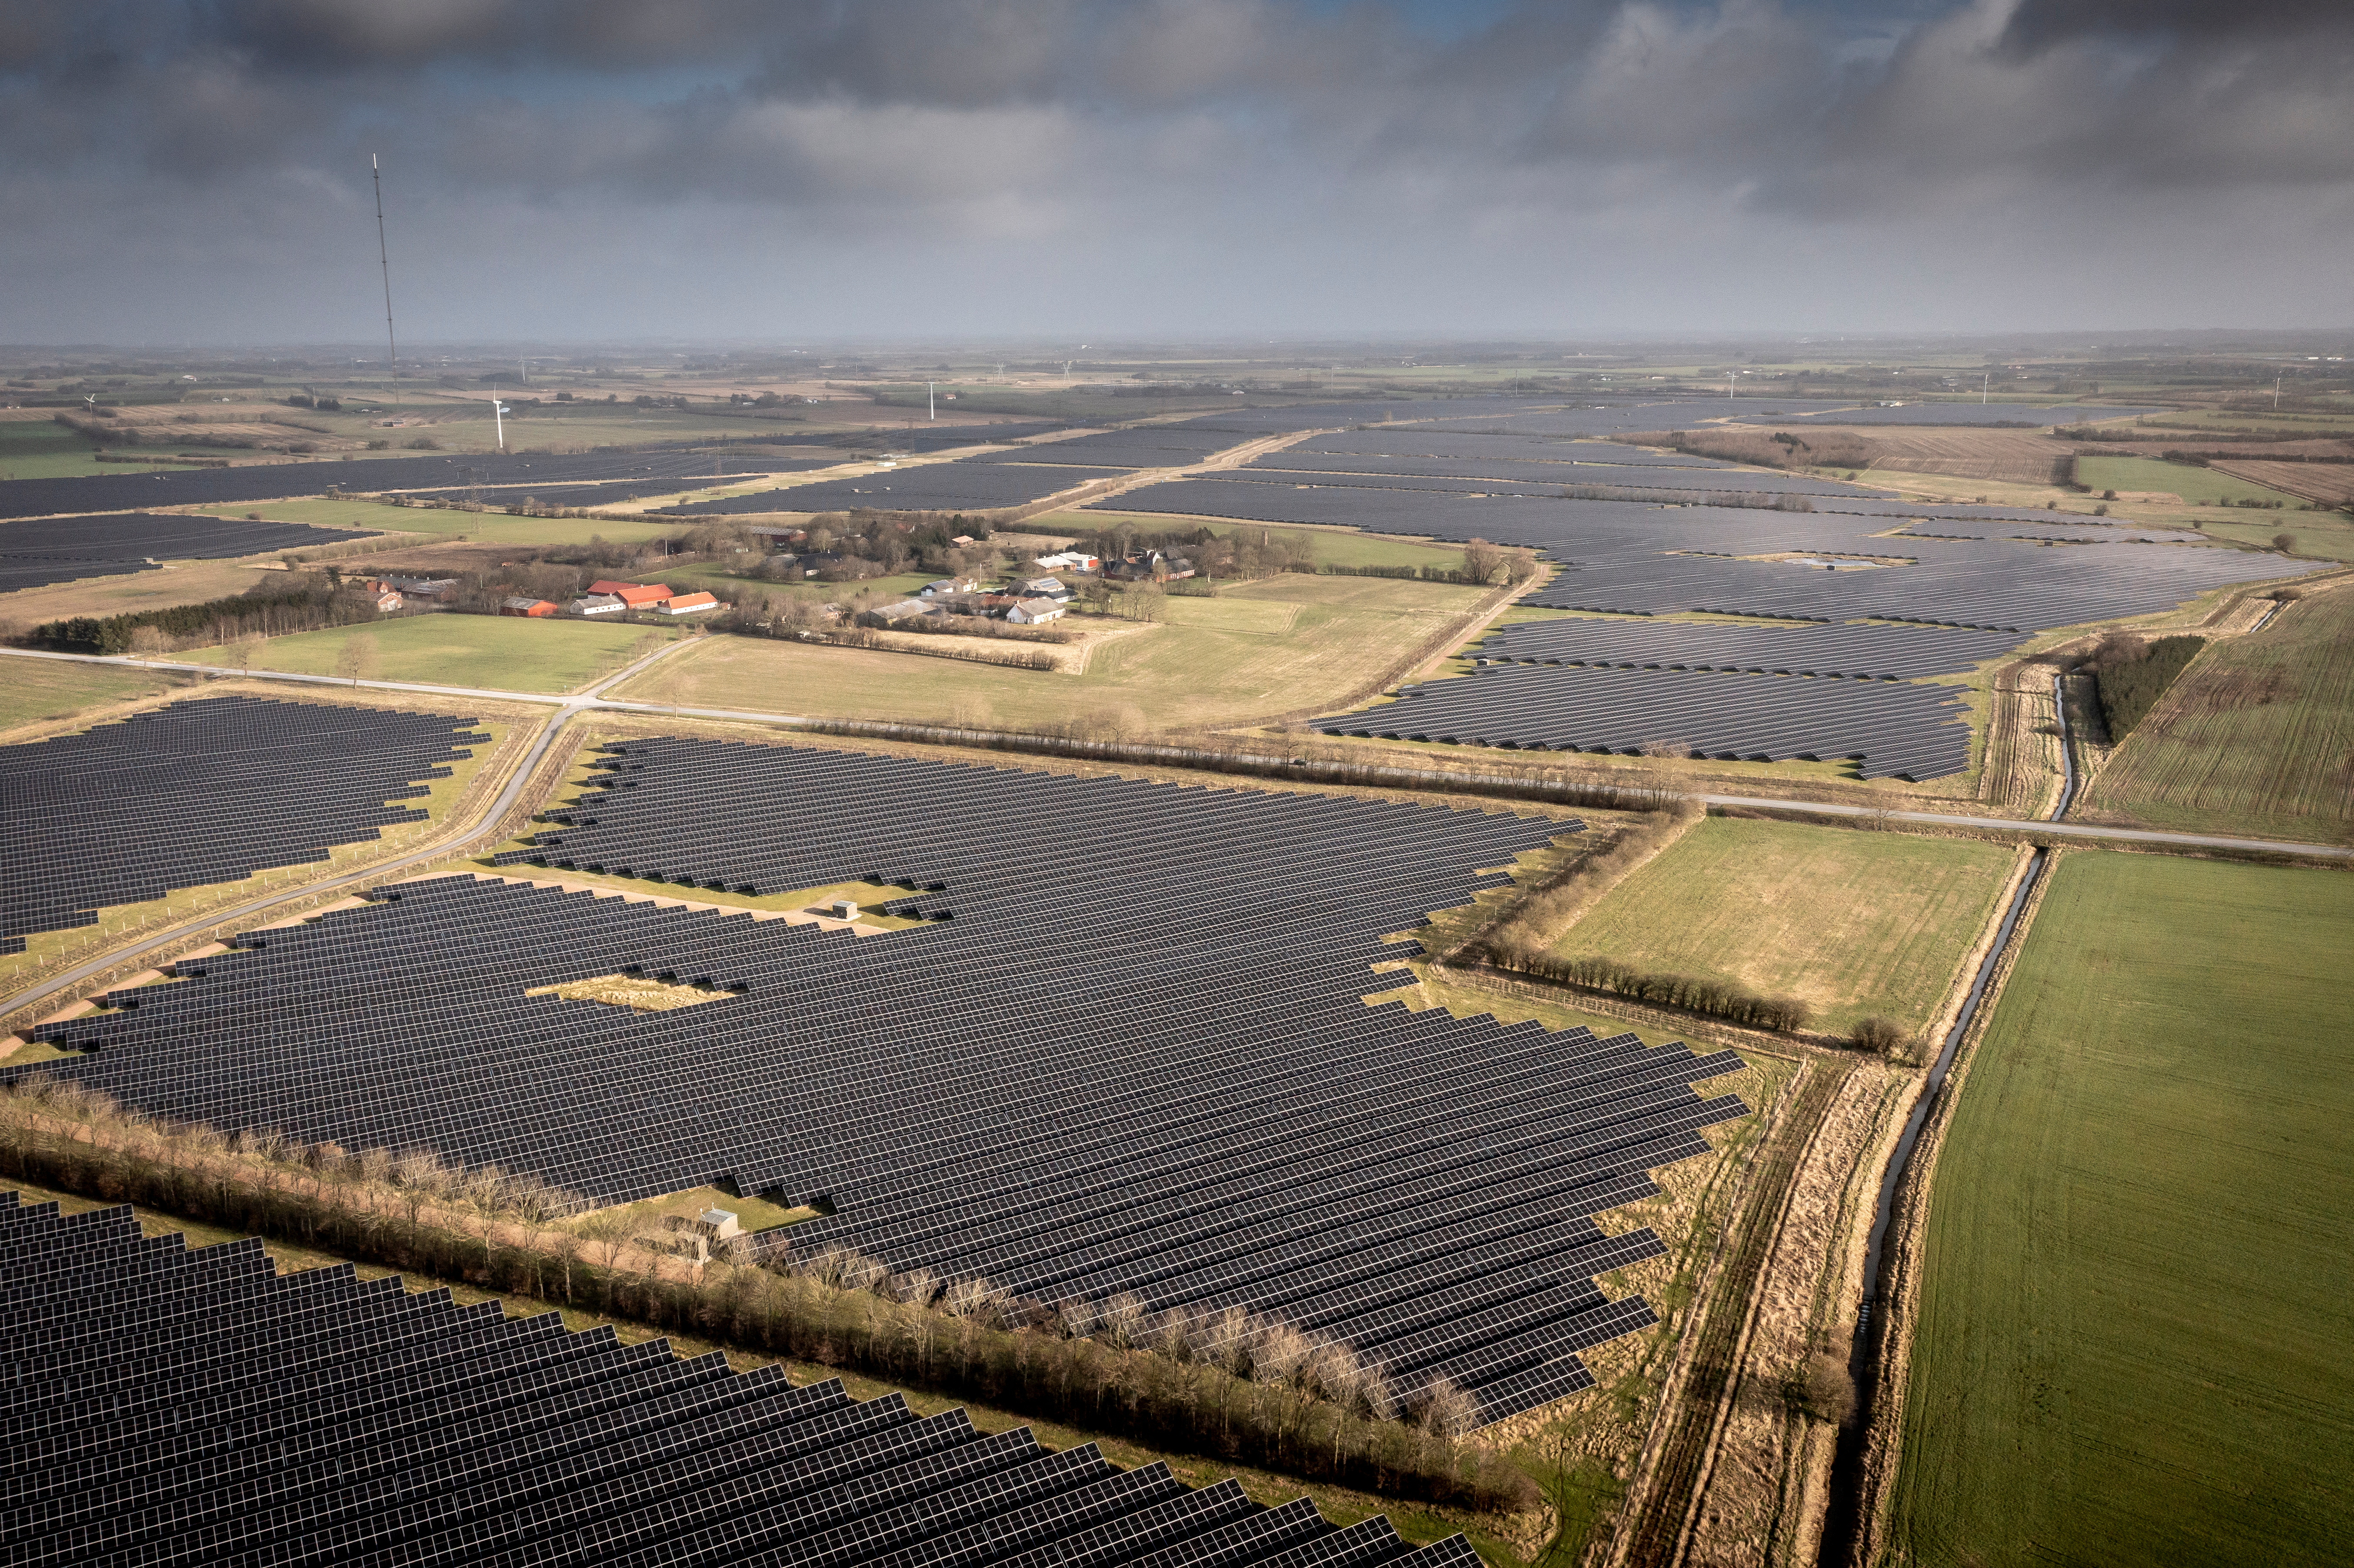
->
[1471,616,2018,680]
[1723,403,2161,426]
[0,449,842,521]
[0,1192,1481,1568]
[1057,407,2307,779]
[0,510,371,593]
[14,743,1750,1423]
[973,428,1247,468]
[0,695,485,954]
[1326,663,1974,781]
[660,465,1132,516]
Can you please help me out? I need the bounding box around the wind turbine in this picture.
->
[372,154,399,413]
[493,399,510,452]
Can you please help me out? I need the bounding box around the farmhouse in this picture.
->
[862,599,930,627]
[1104,550,1194,582]
[656,590,720,616]
[500,596,559,618]
[919,576,980,598]
[1006,596,1066,625]
[588,580,673,609]
[567,593,626,616]
[1015,575,1072,601]
[384,575,460,600]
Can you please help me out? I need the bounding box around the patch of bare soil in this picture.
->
[2208,459,2354,507]
[1976,659,2062,815]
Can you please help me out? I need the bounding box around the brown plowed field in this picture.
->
[2207,460,2354,507]
[1755,426,2076,488]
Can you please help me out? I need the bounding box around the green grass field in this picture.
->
[617,571,1489,732]
[2194,511,2354,564]
[2077,583,2354,843]
[0,419,209,479]
[181,614,675,693]
[2075,456,2308,507]
[1550,817,2017,1036]
[190,498,684,547]
[1887,851,2354,1567]
[0,659,187,733]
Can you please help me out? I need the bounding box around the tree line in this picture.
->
[23,575,386,655]
[0,1075,1537,1515]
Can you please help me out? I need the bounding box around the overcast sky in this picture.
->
[4,0,2349,346]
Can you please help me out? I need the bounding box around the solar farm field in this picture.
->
[1887,851,2354,1566]
[0,1196,1488,1568]
[1035,510,1473,574]
[617,573,1496,732]
[1545,816,2018,1037]
[190,496,687,546]
[180,613,677,693]
[0,696,505,995]
[2074,582,2354,843]
[16,742,1760,1427]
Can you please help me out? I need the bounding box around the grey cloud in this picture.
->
[1997,0,2350,54]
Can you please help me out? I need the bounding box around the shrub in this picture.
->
[1851,1016,1908,1054]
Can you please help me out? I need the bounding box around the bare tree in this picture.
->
[1460,539,1503,585]
[1417,1376,1478,1442]
[1098,1290,1147,1349]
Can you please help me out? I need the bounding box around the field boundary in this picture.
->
[1837,845,2066,1567]
[1603,1052,1853,1568]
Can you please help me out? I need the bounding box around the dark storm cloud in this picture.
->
[2,0,2349,340]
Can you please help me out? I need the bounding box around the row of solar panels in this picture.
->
[0,1195,1478,1568]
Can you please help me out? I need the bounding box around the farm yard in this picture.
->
[1887,851,2354,1567]
[1539,816,2017,1039]
[2075,581,2354,843]
[180,612,676,693]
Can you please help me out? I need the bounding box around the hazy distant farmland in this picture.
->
[1550,816,2016,1036]
[2074,455,2307,506]
[2203,459,2354,508]
[2075,582,2354,843]
[1889,851,2354,1567]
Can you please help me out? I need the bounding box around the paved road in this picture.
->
[9,643,2345,862]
